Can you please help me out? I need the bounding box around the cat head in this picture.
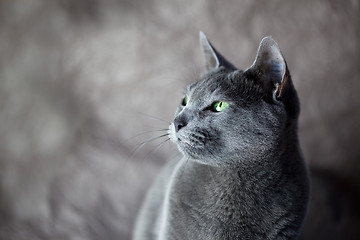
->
[168,32,299,166]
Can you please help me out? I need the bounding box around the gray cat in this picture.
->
[133,32,310,240]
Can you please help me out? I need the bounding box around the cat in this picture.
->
[133,32,310,240]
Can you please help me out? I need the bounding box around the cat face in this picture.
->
[169,68,283,166]
[168,33,299,166]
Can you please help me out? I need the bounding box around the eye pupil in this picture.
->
[182,96,188,106]
[212,101,229,112]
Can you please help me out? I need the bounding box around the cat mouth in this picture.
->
[168,123,204,157]
[177,136,194,147]
[168,123,193,146]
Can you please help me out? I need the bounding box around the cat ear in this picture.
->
[199,31,236,72]
[245,36,289,100]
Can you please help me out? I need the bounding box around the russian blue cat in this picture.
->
[133,32,309,240]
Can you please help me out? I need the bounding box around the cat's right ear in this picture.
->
[199,31,236,72]
[244,36,289,101]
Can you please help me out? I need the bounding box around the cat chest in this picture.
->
[161,163,255,239]
[159,161,293,239]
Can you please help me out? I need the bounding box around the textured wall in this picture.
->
[0,0,359,239]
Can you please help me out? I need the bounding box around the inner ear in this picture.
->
[245,36,289,100]
[199,31,236,72]
[275,61,289,98]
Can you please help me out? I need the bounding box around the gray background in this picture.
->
[0,0,359,239]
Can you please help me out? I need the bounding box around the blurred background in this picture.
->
[0,0,359,239]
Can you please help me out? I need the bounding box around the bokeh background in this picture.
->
[0,0,359,239]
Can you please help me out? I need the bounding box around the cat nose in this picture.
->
[174,116,188,132]
[175,122,186,132]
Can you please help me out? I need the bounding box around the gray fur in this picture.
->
[133,33,309,240]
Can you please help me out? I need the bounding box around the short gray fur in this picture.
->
[133,32,309,240]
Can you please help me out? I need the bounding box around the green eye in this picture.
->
[182,96,189,106]
[212,101,229,112]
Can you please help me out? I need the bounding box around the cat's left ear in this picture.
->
[199,31,236,72]
[245,36,289,100]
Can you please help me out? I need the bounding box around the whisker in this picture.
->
[122,128,169,144]
[128,133,169,160]
[134,111,171,125]
[142,138,171,162]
